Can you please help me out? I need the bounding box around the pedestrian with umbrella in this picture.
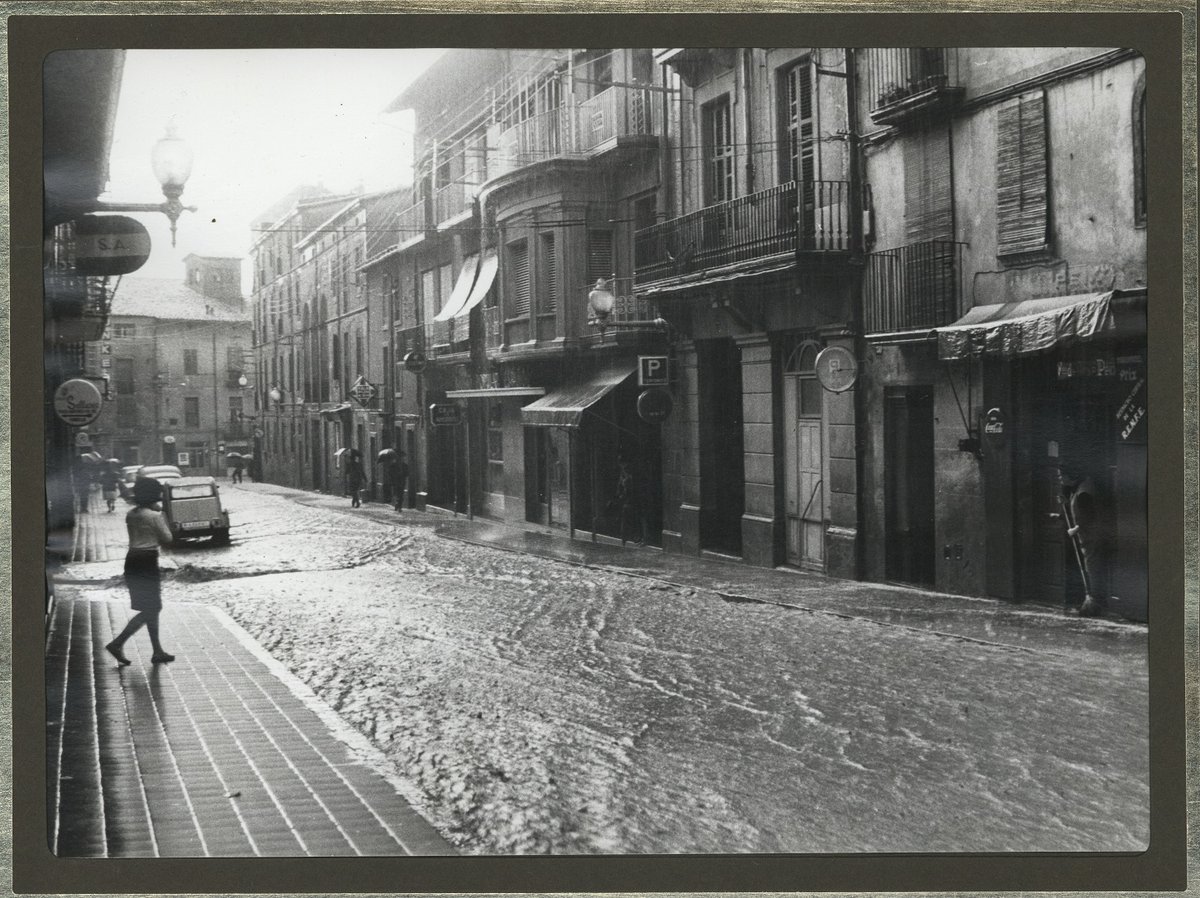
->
[105,476,176,666]
[100,458,122,512]
[226,451,245,484]
[379,448,409,513]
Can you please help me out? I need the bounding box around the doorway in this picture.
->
[525,427,571,528]
[698,339,745,556]
[783,340,824,569]
[884,386,935,585]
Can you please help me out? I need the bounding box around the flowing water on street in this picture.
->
[113,485,1149,855]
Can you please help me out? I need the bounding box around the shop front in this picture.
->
[937,289,1148,620]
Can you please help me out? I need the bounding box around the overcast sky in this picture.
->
[102,49,444,286]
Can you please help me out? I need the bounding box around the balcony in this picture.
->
[488,85,661,181]
[426,317,470,359]
[434,175,483,226]
[863,239,964,335]
[867,48,964,126]
[634,181,852,286]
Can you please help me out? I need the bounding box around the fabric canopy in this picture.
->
[460,252,499,314]
[936,291,1115,361]
[520,364,637,428]
[433,254,480,322]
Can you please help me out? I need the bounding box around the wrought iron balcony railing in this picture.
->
[867,48,964,126]
[863,239,964,334]
[634,181,851,285]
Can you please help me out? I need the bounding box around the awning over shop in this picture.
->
[460,252,499,314]
[638,257,795,297]
[433,254,480,322]
[520,364,637,428]
[936,291,1115,361]
[446,386,546,399]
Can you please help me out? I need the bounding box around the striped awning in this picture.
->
[936,292,1115,361]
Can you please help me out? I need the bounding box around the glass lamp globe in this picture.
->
[151,120,194,190]
[588,278,616,319]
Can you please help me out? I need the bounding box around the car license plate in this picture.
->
[180,521,208,530]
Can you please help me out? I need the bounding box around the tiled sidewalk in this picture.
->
[45,593,456,857]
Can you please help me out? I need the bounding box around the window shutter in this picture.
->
[587,230,614,284]
[540,232,557,313]
[904,125,953,242]
[508,241,531,317]
[996,91,1049,257]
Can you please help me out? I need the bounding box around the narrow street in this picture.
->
[66,482,1150,855]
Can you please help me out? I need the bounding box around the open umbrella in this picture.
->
[225,451,243,461]
[105,457,121,465]
[377,448,397,461]
[333,447,348,460]
[79,451,103,463]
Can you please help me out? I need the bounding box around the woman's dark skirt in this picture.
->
[124,548,161,612]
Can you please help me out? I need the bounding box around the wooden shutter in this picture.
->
[904,125,953,242]
[587,230,614,283]
[540,232,557,313]
[996,90,1049,257]
[508,240,531,317]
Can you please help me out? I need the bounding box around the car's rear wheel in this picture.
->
[212,527,231,546]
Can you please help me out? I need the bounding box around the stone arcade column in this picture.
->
[737,334,778,567]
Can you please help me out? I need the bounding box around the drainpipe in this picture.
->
[659,60,673,220]
[845,47,864,260]
[846,46,867,581]
[743,49,756,194]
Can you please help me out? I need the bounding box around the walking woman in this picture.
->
[105,476,176,665]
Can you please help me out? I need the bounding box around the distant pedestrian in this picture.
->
[231,456,244,484]
[73,463,91,514]
[105,476,176,666]
[99,464,121,513]
[614,455,647,546]
[385,452,410,512]
[345,450,366,508]
[1062,469,1109,617]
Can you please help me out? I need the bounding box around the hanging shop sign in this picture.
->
[429,402,464,427]
[983,407,1006,435]
[814,345,858,393]
[403,351,427,374]
[1115,375,1147,442]
[73,215,153,277]
[638,355,672,387]
[53,378,104,427]
[637,388,674,423]
[350,377,377,406]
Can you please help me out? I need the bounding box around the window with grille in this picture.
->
[229,395,243,423]
[996,90,1049,257]
[183,348,199,375]
[112,323,136,338]
[539,232,558,313]
[184,397,201,427]
[703,95,735,204]
[507,240,531,318]
[780,60,815,187]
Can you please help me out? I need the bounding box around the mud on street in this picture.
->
[86,483,1149,855]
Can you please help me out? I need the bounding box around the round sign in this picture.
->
[53,378,104,427]
[74,431,93,448]
[163,435,176,445]
[404,351,427,374]
[73,215,153,277]
[253,428,264,439]
[637,388,674,423]
[814,345,858,393]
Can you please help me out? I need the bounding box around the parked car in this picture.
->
[137,464,184,486]
[160,476,231,545]
[117,465,143,499]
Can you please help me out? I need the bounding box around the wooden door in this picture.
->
[783,343,825,569]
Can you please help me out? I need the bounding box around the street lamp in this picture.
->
[98,119,197,247]
[587,277,671,338]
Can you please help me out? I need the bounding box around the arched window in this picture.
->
[784,339,822,417]
[1133,72,1147,226]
